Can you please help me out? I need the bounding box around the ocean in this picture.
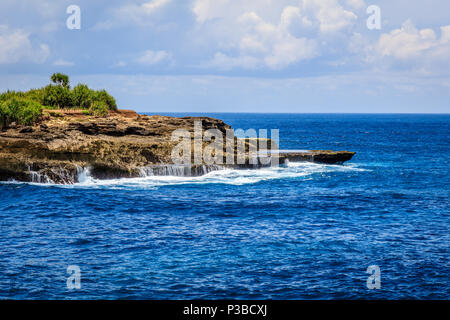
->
[0,113,448,299]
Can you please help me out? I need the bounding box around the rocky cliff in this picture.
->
[0,110,355,184]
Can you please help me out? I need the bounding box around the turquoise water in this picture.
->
[0,113,448,299]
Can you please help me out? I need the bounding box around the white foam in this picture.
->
[76,166,94,184]
[1,162,368,189]
[68,162,368,189]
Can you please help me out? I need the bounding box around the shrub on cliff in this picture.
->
[0,98,43,128]
[71,85,117,111]
[92,89,117,111]
[42,84,73,109]
[89,101,109,117]
[1,89,47,106]
[0,90,24,103]
[72,84,93,109]
[0,73,118,111]
[24,88,46,105]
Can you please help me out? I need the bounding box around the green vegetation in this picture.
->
[93,89,117,111]
[0,98,43,128]
[42,84,73,109]
[72,84,93,109]
[50,73,70,89]
[0,73,118,128]
[88,101,109,117]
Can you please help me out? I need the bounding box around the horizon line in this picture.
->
[138,111,450,115]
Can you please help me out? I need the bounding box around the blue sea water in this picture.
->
[0,113,449,300]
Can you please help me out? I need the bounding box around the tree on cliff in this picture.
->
[50,73,70,89]
[42,84,73,109]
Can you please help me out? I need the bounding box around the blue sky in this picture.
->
[0,0,449,113]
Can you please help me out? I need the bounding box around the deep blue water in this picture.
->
[0,113,449,299]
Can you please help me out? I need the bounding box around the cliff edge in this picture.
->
[0,110,355,184]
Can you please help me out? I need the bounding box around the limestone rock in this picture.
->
[0,110,355,184]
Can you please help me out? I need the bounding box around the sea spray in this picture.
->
[21,162,366,188]
[28,165,55,184]
[139,165,224,177]
[67,162,365,189]
[76,166,93,184]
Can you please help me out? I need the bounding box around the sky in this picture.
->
[0,0,449,113]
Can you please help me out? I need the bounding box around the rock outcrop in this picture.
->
[278,150,356,164]
[0,110,355,184]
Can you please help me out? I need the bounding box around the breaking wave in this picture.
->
[68,162,367,189]
[2,162,368,189]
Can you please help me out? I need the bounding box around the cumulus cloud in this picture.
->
[142,0,172,14]
[136,50,172,65]
[301,0,358,33]
[193,0,364,70]
[193,0,235,24]
[0,25,50,64]
[192,0,450,74]
[359,20,450,75]
[377,20,450,60]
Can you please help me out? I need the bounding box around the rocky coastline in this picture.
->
[0,109,355,184]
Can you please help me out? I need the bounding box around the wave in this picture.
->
[70,162,367,189]
[1,162,368,189]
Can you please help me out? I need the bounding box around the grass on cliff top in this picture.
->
[0,73,117,129]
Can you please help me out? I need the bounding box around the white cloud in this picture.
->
[192,0,364,70]
[193,0,233,24]
[95,0,172,29]
[237,9,318,63]
[136,50,172,65]
[0,0,63,18]
[371,20,450,75]
[142,0,172,14]
[113,61,127,68]
[0,25,49,64]
[377,20,450,60]
[265,36,317,69]
[53,59,74,67]
[207,52,260,70]
[301,0,358,33]
[202,7,320,69]
[195,2,449,75]
[345,0,366,10]
[378,21,434,59]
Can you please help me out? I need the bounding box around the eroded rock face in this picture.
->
[0,110,236,183]
[0,110,355,184]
